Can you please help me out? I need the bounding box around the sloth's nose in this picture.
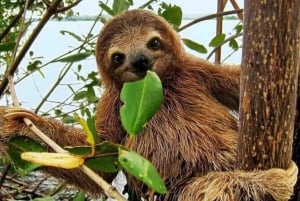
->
[131,53,152,71]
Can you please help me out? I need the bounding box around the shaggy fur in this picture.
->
[0,9,297,200]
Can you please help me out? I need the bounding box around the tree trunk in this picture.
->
[238,0,300,173]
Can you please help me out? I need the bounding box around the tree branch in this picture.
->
[178,9,243,32]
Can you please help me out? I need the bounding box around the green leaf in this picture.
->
[234,24,243,34]
[229,39,239,51]
[66,142,121,172]
[118,149,167,194]
[62,115,75,124]
[99,2,114,16]
[73,91,87,101]
[73,191,85,201]
[160,5,182,28]
[0,42,15,52]
[182,38,207,54]
[209,33,226,47]
[8,136,46,172]
[120,71,163,135]
[112,0,131,15]
[55,52,92,63]
[60,30,83,42]
[27,60,42,71]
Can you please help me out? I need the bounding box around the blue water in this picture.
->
[6,19,242,112]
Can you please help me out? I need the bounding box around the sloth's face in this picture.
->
[96,10,183,86]
[106,30,172,83]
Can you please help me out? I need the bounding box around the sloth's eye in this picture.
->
[147,37,161,50]
[111,53,125,65]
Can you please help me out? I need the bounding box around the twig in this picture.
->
[178,9,243,32]
[215,0,225,64]
[229,0,243,20]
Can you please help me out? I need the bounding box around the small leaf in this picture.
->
[73,91,87,101]
[209,33,226,47]
[118,149,167,194]
[60,30,83,41]
[21,152,84,169]
[112,0,131,15]
[160,5,182,28]
[234,24,243,34]
[120,71,163,135]
[27,60,42,71]
[182,38,207,54]
[56,52,92,63]
[99,2,114,16]
[73,191,85,201]
[229,39,239,51]
[62,115,75,124]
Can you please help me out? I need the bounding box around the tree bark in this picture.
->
[238,0,300,173]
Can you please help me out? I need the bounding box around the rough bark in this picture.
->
[238,0,300,173]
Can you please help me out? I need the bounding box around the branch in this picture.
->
[178,9,243,32]
[229,0,243,20]
[0,0,63,96]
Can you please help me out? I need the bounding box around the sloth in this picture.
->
[0,9,297,201]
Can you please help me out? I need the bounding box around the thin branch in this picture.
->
[0,0,63,96]
[215,0,225,64]
[229,0,243,20]
[178,9,243,32]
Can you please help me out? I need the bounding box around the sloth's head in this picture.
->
[96,9,184,87]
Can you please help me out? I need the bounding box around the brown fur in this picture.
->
[0,9,297,200]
